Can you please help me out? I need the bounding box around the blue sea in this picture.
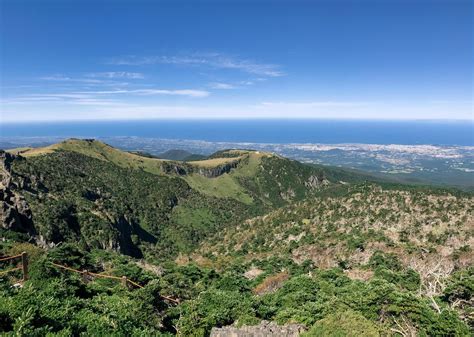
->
[1,119,473,146]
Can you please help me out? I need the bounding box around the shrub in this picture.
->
[303,310,381,336]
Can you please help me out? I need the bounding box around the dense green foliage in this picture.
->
[8,141,329,260]
[11,151,257,259]
[1,140,472,335]
[0,243,471,336]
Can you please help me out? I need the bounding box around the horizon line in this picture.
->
[2,117,473,124]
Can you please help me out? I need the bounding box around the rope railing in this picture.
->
[51,262,179,304]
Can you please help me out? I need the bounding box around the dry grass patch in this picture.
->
[253,272,289,295]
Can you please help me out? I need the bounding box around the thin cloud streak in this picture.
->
[108,53,285,77]
[39,74,130,86]
[209,82,237,89]
[76,89,210,98]
[2,89,209,108]
[40,75,105,84]
[86,72,144,79]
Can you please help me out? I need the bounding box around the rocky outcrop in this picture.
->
[0,151,36,235]
[210,321,306,337]
[161,159,241,178]
[280,188,296,201]
[196,160,240,178]
[304,175,329,189]
[161,162,190,176]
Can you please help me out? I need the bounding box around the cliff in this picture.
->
[0,151,35,235]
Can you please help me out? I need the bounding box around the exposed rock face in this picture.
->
[196,160,240,178]
[305,175,328,189]
[280,188,296,201]
[210,321,306,337]
[0,151,36,235]
[161,162,190,176]
[161,159,241,178]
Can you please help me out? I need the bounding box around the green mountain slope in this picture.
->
[2,139,333,259]
[1,139,473,336]
[197,183,473,271]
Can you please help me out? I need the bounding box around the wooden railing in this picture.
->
[0,252,28,281]
[51,262,145,288]
[0,252,179,304]
[50,262,179,303]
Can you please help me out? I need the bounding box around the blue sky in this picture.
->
[1,0,472,122]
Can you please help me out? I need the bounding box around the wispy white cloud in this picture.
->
[40,74,105,84]
[239,81,254,86]
[209,82,237,89]
[39,74,133,86]
[76,89,210,98]
[209,80,259,89]
[70,98,125,106]
[1,94,122,107]
[5,88,209,106]
[3,86,209,109]
[27,93,93,99]
[40,74,73,81]
[86,71,144,79]
[107,53,285,77]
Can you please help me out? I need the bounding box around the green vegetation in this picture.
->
[8,150,258,259]
[303,310,381,337]
[1,139,472,336]
[0,244,471,336]
[198,183,473,271]
[157,149,207,161]
[4,140,329,259]
[184,173,254,204]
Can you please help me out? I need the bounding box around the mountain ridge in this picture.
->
[1,139,331,259]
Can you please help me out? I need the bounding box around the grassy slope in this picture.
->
[8,139,249,177]
[183,152,268,204]
[184,173,254,204]
[9,139,167,174]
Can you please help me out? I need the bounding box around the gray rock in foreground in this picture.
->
[210,320,306,337]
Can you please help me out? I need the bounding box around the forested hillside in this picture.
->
[2,139,328,260]
[0,139,472,336]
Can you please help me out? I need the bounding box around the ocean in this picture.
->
[1,119,473,146]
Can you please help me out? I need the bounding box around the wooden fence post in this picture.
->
[21,252,28,281]
[82,270,90,283]
[121,276,128,288]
